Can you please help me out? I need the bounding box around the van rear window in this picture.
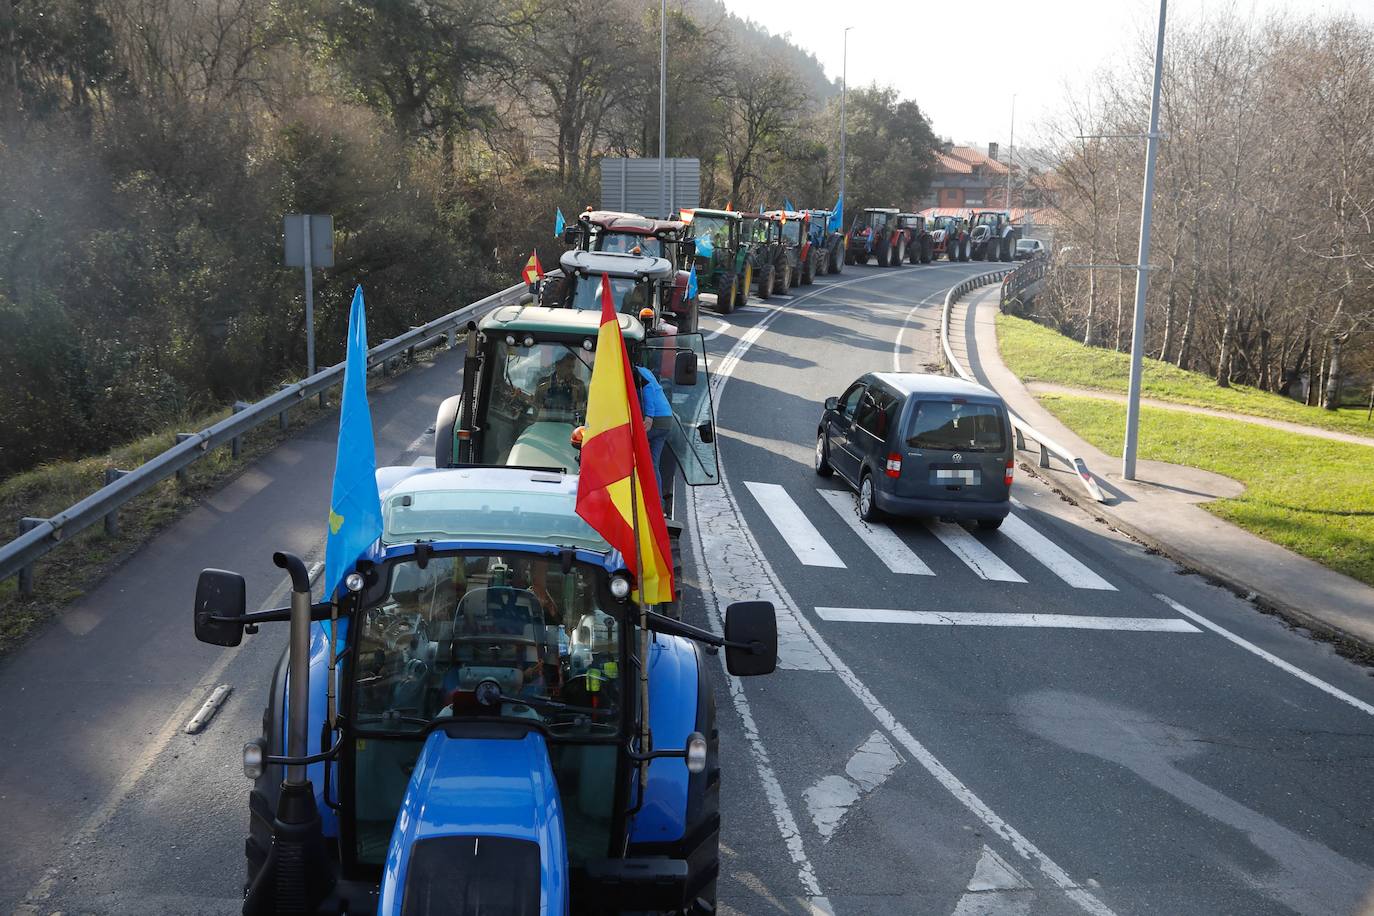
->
[906,401,1005,452]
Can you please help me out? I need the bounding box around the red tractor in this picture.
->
[929,214,970,262]
[897,213,935,264]
[563,210,699,330]
[846,207,909,267]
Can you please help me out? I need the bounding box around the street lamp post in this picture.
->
[1123,0,1168,480]
[659,0,668,218]
[839,26,852,222]
[1006,94,1016,210]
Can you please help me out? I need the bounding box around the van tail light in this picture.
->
[885,453,903,478]
[1004,459,1015,486]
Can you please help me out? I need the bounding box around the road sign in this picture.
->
[600,158,700,218]
[284,214,334,379]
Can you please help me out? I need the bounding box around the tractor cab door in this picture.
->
[643,333,719,487]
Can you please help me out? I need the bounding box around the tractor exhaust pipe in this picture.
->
[243,551,333,915]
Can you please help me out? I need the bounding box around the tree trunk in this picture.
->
[1215,302,1235,388]
[1322,333,1346,411]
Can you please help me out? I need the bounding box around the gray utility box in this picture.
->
[600,158,700,219]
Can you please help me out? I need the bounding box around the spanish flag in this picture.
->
[575,275,675,605]
[521,251,544,286]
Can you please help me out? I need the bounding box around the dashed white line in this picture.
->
[1156,594,1374,717]
[745,482,846,568]
[816,489,934,575]
[815,607,1200,632]
[999,514,1116,590]
[928,520,1026,582]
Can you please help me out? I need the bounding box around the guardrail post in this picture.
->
[1015,427,1027,451]
[1039,441,1052,468]
[103,469,129,536]
[277,383,292,431]
[175,433,194,484]
[447,327,458,350]
[16,517,42,595]
[231,401,250,459]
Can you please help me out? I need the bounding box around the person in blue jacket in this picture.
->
[634,365,673,497]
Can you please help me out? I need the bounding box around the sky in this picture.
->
[717,0,1373,151]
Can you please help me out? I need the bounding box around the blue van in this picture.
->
[815,373,1014,528]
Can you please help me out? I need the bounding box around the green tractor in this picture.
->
[685,208,753,314]
[765,210,821,286]
[742,211,793,300]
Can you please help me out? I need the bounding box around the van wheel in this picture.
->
[814,432,833,477]
[858,473,881,521]
[978,517,1004,531]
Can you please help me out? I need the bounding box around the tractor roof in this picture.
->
[690,208,741,221]
[479,304,646,343]
[764,210,809,221]
[376,466,613,555]
[559,249,675,280]
[580,210,687,237]
[863,207,900,214]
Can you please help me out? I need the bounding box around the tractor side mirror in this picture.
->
[673,350,698,387]
[824,396,839,411]
[562,225,579,245]
[194,568,247,646]
[724,601,777,676]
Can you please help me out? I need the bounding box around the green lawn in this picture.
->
[997,313,1374,437]
[1038,394,1374,587]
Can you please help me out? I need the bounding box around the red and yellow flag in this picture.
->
[575,275,675,605]
[521,251,544,286]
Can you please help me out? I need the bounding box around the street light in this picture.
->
[839,26,853,222]
[1006,94,1016,210]
[658,0,667,218]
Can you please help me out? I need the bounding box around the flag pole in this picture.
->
[630,465,651,799]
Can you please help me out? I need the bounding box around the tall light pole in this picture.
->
[839,27,853,222]
[658,0,668,218]
[1006,94,1016,210]
[1123,0,1168,480]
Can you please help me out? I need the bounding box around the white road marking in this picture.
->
[1157,594,1374,717]
[999,514,1116,590]
[182,684,233,734]
[745,482,846,568]
[892,289,946,372]
[815,607,1200,632]
[951,846,1033,916]
[928,521,1026,582]
[803,730,903,841]
[816,489,934,575]
[693,270,1117,916]
[703,318,731,342]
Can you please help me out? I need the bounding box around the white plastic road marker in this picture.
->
[999,514,1116,590]
[183,684,233,734]
[815,607,1200,633]
[803,730,903,841]
[928,520,1026,582]
[694,270,1117,916]
[1157,594,1374,717]
[745,482,846,568]
[951,845,1033,916]
[816,489,934,575]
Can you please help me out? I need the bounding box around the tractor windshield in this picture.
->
[974,213,1002,226]
[858,211,889,231]
[597,231,664,259]
[570,274,650,314]
[780,220,802,244]
[481,340,593,469]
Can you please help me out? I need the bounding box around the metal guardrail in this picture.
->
[1000,256,1048,307]
[2,282,530,592]
[941,270,1108,503]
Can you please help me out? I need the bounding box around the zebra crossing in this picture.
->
[745,481,1118,591]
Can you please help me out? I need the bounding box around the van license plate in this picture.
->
[932,469,979,485]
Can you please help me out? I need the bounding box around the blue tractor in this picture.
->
[192,465,777,914]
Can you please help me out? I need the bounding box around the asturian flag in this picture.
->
[685,265,699,300]
[323,286,383,601]
[575,276,675,605]
[554,207,566,238]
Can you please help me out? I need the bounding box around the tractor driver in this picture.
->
[533,352,588,419]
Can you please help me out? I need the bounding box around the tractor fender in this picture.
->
[434,395,461,468]
[378,725,568,916]
[630,634,704,846]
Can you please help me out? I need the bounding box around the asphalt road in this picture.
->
[4,262,1374,915]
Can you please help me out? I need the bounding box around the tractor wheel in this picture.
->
[738,263,752,307]
[893,239,906,266]
[244,648,289,894]
[801,254,814,285]
[756,264,773,300]
[962,240,972,261]
[831,244,844,274]
[844,248,855,266]
[716,276,736,314]
[778,262,791,295]
[922,238,934,263]
[874,241,888,267]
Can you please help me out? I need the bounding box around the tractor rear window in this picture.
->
[905,401,1006,452]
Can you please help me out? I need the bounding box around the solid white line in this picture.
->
[1000,514,1116,590]
[928,521,1026,582]
[1156,594,1374,717]
[893,290,945,372]
[816,489,934,575]
[693,270,1117,916]
[703,318,731,343]
[745,482,846,568]
[816,607,1200,632]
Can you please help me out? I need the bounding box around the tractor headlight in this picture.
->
[505,334,516,346]
[523,335,535,347]
[685,731,708,774]
[344,572,365,593]
[243,738,266,780]
[609,574,631,600]
[581,338,594,351]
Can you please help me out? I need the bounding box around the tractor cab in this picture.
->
[968,210,1019,262]
[567,210,692,270]
[192,466,778,914]
[683,208,749,314]
[434,305,720,507]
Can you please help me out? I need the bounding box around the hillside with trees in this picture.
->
[0,0,940,477]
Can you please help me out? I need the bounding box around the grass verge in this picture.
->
[1038,394,1374,587]
[997,313,1373,437]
